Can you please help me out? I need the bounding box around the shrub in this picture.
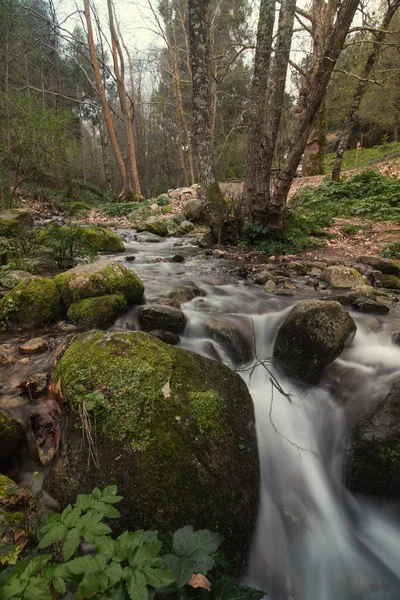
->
[379,242,400,259]
[101,200,150,218]
[0,485,265,600]
[156,194,169,206]
[36,223,97,269]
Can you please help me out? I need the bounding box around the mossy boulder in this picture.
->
[346,381,400,497]
[182,198,206,223]
[381,274,400,290]
[67,294,127,329]
[54,260,144,307]
[273,300,357,384]
[0,412,25,461]
[137,217,168,237]
[47,330,259,569]
[357,256,400,277]
[320,266,365,289]
[77,226,125,253]
[0,210,34,237]
[0,277,62,329]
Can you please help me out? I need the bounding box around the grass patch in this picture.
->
[324,142,400,173]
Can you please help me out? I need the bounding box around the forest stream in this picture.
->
[2,232,400,599]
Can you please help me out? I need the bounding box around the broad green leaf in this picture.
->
[172,526,223,561]
[91,487,102,500]
[141,531,158,542]
[96,581,128,600]
[53,575,67,595]
[212,577,265,600]
[91,501,121,519]
[142,565,175,588]
[75,494,93,511]
[76,573,106,599]
[38,524,68,548]
[67,554,107,576]
[189,549,215,576]
[39,514,62,534]
[93,535,115,559]
[125,568,148,600]
[115,531,144,561]
[62,507,82,529]
[63,527,81,561]
[162,554,193,588]
[129,541,162,568]
[0,578,26,600]
[78,510,104,529]
[104,561,123,587]
[100,485,124,504]
[22,576,52,600]
[82,522,112,544]
[24,555,52,577]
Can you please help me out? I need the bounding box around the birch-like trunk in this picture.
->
[331,0,400,181]
[268,0,360,230]
[188,0,225,240]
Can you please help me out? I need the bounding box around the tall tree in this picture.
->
[331,0,400,180]
[188,0,225,240]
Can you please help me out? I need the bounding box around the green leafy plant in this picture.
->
[101,201,150,218]
[156,195,169,207]
[36,223,97,269]
[0,486,265,600]
[0,297,19,329]
[379,241,400,259]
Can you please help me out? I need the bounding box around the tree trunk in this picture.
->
[331,0,400,181]
[302,102,326,175]
[83,0,126,196]
[99,118,112,190]
[242,0,276,222]
[268,0,360,230]
[188,0,225,240]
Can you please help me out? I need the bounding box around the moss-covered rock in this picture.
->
[67,294,127,329]
[274,300,357,384]
[357,256,400,277]
[48,330,259,569]
[0,412,25,461]
[182,198,206,223]
[0,210,34,237]
[320,266,365,289]
[382,274,400,290]
[346,381,400,497]
[137,217,168,237]
[0,277,62,329]
[77,226,125,253]
[54,260,144,307]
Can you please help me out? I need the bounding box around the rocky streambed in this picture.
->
[3,230,400,597]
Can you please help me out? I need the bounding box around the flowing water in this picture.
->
[3,232,400,598]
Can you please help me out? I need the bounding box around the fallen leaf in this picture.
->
[47,378,65,406]
[188,574,212,591]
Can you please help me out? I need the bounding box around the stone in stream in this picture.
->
[320,266,365,290]
[381,274,400,290]
[346,381,400,497]
[149,329,180,345]
[133,232,164,243]
[0,209,34,237]
[0,412,26,461]
[166,285,206,306]
[357,256,400,277]
[19,337,48,354]
[252,271,277,285]
[67,294,128,329]
[54,260,144,307]
[125,255,136,262]
[136,216,168,237]
[48,330,259,569]
[273,300,357,384]
[137,304,187,334]
[77,226,125,253]
[352,297,390,315]
[170,254,185,263]
[203,319,252,365]
[0,277,62,330]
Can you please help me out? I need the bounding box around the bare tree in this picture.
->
[331,0,400,181]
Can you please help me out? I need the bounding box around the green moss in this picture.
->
[0,276,62,329]
[382,274,400,290]
[77,226,125,253]
[378,441,400,463]
[0,210,33,237]
[190,390,225,433]
[67,294,127,329]
[138,218,168,237]
[0,412,25,461]
[54,260,144,307]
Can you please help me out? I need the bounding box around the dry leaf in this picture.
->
[188,574,212,591]
[47,378,65,406]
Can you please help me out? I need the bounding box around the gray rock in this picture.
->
[357,256,400,276]
[133,232,164,243]
[166,285,205,305]
[287,261,307,276]
[149,329,180,345]
[138,304,187,334]
[320,266,365,289]
[274,300,356,384]
[170,255,185,263]
[253,271,277,285]
[353,297,390,314]
[182,198,206,223]
[203,319,252,365]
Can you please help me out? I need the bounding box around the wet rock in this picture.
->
[137,217,168,237]
[170,254,185,263]
[67,294,127,329]
[274,300,357,384]
[133,232,164,243]
[125,255,136,262]
[198,230,214,248]
[307,261,327,270]
[178,220,195,234]
[0,344,14,363]
[213,249,226,259]
[265,280,277,292]
[0,209,34,237]
[253,271,277,285]
[287,261,307,276]
[48,330,259,569]
[357,256,400,277]
[138,304,187,334]
[283,281,297,290]
[353,297,390,315]
[19,337,48,354]
[381,274,400,290]
[182,198,206,223]
[346,381,400,497]
[166,285,205,306]
[171,212,186,225]
[203,319,252,365]
[320,266,365,289]
[54,260,144,307]
[275,289,294,297]
[310,267,322,277]
[0,277,62,330]
[149,329,180,345]
[0,412,25,461]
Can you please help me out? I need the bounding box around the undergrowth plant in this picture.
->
[0,486,265,600]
